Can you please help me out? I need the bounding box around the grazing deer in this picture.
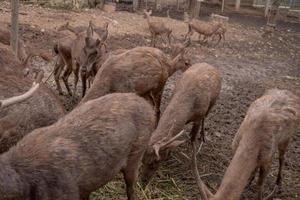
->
[141,63,221,185]
[195,89,300,200]
[80,45,191,123]
[185,19,224,45]
[0,43,65,153]
[143,10,173,47]
[0,93,156,200]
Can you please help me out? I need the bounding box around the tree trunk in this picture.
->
[11,0,19,58]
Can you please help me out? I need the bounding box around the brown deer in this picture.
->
[79,37,123,97]
[53,35,75,95]
[141,63,221,185]
[53,22,101,97]
[195,89,300,200]
[185,19,224,45]
[0,93,156,200]
[0,43,65,153]
[143,10,173,47]
[80,46,191,122]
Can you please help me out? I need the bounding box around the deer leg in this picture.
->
[198,118,206,143]
[277,141,289,189]
[54,56,64,95]
[72,63,80,97]
[80,67,87,98]
[248,167,258,188]
[149,91,161,126]
[62,64,73,96]
[190,122,201,143]
[153,34,157,47]
[257,165,270,200]
[122,149,144,200]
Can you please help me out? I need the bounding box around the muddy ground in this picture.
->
[0,1,300,199]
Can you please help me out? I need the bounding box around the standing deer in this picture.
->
[195,89,300,200]
[53,21,104,97]
[141,63,221,185]
[80,46,191,123]
[0,93,156,200]
[143,10,173,47]
[0,43,65,153]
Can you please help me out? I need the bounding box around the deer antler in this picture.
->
[0,71,44,109]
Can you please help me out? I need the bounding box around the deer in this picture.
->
[194,89,300,200]
[53,21,105,97]
[185,19,224,45]
[80,45,191,123]
[79,37,123,97]
[141,63,222,185]
[143,9,173,47]
[0,43,65,153]
[0,92,156,200]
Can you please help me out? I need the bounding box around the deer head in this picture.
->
[79,37,106,76]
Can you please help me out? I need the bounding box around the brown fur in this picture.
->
[0,43,65,153]
[0,93,156,200]
[198,89,300,200]
[81,46,190,122]
[143,10,173,47]
[141,63,222,184]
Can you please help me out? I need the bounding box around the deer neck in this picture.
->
[213,135,259,200]
[150,93,193,146]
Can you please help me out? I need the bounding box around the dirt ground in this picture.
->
[1,1,300,199]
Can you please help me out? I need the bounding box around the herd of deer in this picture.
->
[0,9,299,200]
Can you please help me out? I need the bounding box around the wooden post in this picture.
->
[235,0,240,11]
[221,0,225,12]
[11,0,19,58]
